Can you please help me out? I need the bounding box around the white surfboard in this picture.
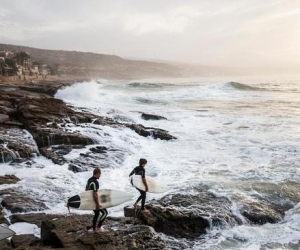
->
[67,189,134,210]
[0,225,15,241]
[130,175,170,193]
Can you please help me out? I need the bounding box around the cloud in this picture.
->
[121,6,202,35]
[0,0,300,67]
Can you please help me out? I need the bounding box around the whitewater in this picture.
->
[1,75,300,249]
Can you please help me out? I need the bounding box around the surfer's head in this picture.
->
[139,158,147,167]
[93,167,101,179]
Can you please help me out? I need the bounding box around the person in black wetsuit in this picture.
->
[86,167,108,232]
[129,158,149,213]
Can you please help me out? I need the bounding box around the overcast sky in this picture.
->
[1,0,300,68]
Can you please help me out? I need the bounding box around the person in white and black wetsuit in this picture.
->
[129,158,150,213]
[86,167,108,232]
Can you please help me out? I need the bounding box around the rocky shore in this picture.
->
[0,79,299,249]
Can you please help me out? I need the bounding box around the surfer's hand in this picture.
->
[96,204,102,210]
[145,187,149,192]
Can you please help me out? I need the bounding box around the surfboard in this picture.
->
[130,175,170,193]
[0,225,15,241]
[67,189,134,210]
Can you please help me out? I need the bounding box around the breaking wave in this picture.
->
[228,81,265,91]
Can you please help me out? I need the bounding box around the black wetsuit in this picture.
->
[129,166,146,210]
[86,176,108,230]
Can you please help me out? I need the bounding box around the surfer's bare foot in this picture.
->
[133,202,137,209]
[141,209,150,213]
[95,227,108,233]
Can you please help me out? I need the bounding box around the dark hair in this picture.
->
[139,158,147,166]
[93,167,101,175]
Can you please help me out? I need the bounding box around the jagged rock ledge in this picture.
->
[0,80,176,164]
[0,184,297,249]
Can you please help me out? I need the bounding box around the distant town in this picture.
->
[0,50,54,80]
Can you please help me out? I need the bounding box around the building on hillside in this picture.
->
[41,64,50,75]
[0,51,14,58]
[23,57,31,69]
[16,65,23,76]
[30,65,39,76]
[2,65,14,76]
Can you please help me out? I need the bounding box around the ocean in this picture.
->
[2,75,300,249]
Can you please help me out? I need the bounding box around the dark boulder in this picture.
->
[1,192,47,213]
[141,113,167,120]
[125,188,241,239]
[128,124,176,140]
[0,175,20,185]
[11,234,40,248]
[0,209,8,224]
[9,213,65,227]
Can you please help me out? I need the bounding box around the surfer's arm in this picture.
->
[93,191,102,209]
[142,177,149,192]
[129,169,135,177]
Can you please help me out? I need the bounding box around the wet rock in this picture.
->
[262,241,300,250]
[11,234,40,248]
[234,194,283,224]
[141,113,167,120]
[39,147,66,165]
[2,121,23,127]
[232,181,299,215]
[0,239,12,250]
[0,175,20,185]
[9,213,65,227]
[32,129,94,148]
[67,147,126,173]
[0,81,177,166]
[8,158,28,165]
[90,146,108,153]
[1,193,47,213]
[0,127,39,163]
[0,209,9,224]
[40,214,172,249]
[68,163,91,173]
[125,188,241,239]
[0,114,9,123]
[127,124,176,140]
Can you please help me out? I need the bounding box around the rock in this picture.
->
[68,163,91,173]
[0,209,9,224]
[11,234,40,248]
[32,129,94,148]
[39,147,66,165]
[3,121,23,127]
[232,181,299,216]
[127,124,176,140]
[0,114,9,123]
[40,214,173,249]
[0,81,177,165]
[125,188,242,239]
[0,127,39,163]
[0,175,20,185]
[90,146,108,154]
[141,113,167,120]
[0,239,12,250]
[9,213,65,227]
[1,193,47,213]
[123,188,285,239]
[233,194,283,224]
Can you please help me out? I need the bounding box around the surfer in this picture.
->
[86,167,108,232]
[129,158,150,213]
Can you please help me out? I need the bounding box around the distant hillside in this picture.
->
[0,44,183,79]
[2,43,286,79]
